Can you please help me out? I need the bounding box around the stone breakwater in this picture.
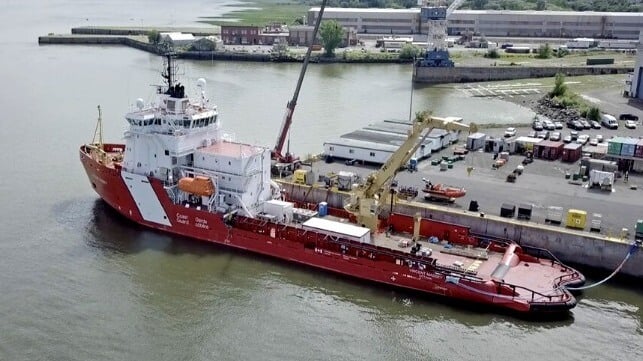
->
[533,96,588,123]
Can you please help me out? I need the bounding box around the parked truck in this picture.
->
[588,169,614,191]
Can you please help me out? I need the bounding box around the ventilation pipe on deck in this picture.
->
[490,244,521,282]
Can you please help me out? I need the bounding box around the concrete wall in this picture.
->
[71,26,219,36]
[414,65,633,84]
[277,180,642,278]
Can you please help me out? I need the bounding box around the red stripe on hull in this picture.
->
[80,146,578,314]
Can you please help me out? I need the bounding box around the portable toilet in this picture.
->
[566,209,587,230]
[318,202,328,217]
[408,158,418,171]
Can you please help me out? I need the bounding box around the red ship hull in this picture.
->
[81,144,581,314]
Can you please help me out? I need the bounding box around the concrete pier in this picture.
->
[277,180,642,279]
[413,65,633,84]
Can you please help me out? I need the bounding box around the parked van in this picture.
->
[600,114,618,129]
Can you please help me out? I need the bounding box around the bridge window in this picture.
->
[370,152,375,157]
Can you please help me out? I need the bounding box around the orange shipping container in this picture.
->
[178,176,214,196]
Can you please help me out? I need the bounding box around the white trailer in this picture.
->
[566,38,595,49]
[323,138,431,165]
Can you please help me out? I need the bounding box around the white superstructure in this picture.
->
[121,55,273,217]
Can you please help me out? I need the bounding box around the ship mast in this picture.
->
[91,105,104,151]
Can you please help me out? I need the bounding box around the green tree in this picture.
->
[550,73,567,97]
[471,0,488,9]
[147,30,160,44]
[485,48,500,58]
[399,43,420,60]
[319,20,344,57]
[587,106,601,121]
[536,0,547,10]
[536,43,552,59]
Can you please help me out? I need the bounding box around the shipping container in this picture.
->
[636,220,643,238]
[607,137,623,155]
[263,200,294,223]
[466,132,486,151]
[636,139,643,158]
[545,206,564,225]
[562,143,583,162]
[533,140,564,160]
[566,209,587,230]
[620,137,639,157]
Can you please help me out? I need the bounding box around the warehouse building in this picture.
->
[626,32,643,100]
[307,8,643,39]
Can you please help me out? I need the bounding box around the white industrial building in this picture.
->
[159,32,196,47]
[450,10,643,39]
[307,7,643,39]
[627,32,643,100]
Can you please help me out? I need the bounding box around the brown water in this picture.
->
[0,1,641,360]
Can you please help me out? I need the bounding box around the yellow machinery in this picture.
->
[566,209,587,230]
[293,169,314,185]
[345,110,477,231]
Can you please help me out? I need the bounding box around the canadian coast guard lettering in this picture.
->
[176,213,189,225]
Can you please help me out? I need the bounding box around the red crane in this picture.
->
[271,0,328,170]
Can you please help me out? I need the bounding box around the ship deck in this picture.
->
[83,144,124,170]
[320,215,569,298]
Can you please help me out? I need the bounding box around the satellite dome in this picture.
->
[136,98,145,110]
[197,78,207,88]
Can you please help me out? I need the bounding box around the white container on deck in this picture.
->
[302,217,371,243]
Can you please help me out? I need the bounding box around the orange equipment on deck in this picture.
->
[178,176,215,196]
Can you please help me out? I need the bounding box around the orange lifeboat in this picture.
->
[422,182,466,201]
[178,176,215,196]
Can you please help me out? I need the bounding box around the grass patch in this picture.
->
[200,0,309,27]
[477,122,531,129]
[547,73,601,120]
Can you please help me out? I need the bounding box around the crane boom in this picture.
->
[273,0,329,161]
[446,0,465,17]
[346,111,477,231]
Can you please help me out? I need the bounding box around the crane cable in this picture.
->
[563,239,640,291]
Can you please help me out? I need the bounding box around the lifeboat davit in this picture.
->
[178,176,215,196]
[422,183,466,202]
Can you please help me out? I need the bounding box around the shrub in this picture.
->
[549,73,567,97]
[536,43,552,59]
[587,107,601,121]
[485,48,500,58]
